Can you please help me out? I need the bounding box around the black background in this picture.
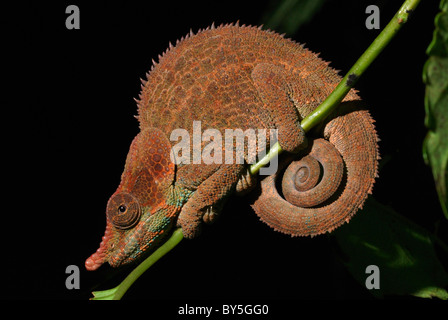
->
[1,0,445,305]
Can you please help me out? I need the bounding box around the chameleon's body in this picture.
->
[86,24,378,271]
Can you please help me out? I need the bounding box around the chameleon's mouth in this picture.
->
[85,222,113,271]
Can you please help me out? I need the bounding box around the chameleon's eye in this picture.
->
[106,192,141,230]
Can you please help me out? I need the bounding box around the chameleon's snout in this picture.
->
[85,252,104,271]
[85,222,113,271]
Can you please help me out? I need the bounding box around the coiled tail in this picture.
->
[251,103,379,236]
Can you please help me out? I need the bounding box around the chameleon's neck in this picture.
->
[168,185,195,210]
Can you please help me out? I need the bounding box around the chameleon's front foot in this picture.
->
[177,203,202,239]
[176,164,244,239]
[177,203,223,239]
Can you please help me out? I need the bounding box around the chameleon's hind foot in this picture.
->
[235,167,257,196]
[251,63,306,154]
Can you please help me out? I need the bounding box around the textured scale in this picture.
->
[86,23,379,271]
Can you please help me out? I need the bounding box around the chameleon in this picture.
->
[85,23,379,271]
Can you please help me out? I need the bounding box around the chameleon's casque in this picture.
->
[86,23,379,271]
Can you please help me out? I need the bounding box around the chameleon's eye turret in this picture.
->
[106,192,141,230]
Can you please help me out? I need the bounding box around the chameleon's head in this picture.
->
[85,128,179,270]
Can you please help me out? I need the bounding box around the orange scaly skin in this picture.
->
[86,24,379,271]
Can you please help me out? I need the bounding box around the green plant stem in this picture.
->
[91,228,184,300]
[250,0,421,175]
[91,0,421,300]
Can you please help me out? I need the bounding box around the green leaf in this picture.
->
[261,0,328,35]
[333,198,448,299]
[423,0,448,218]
